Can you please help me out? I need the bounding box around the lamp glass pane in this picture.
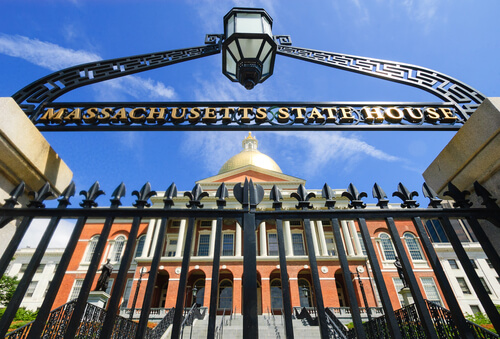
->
[238,38,262,58]
[226,50,237,74]
[259,41,271,61]
[262,57,272,76]
[236,13,263,33]
[228,41,241,61]
[262,17,272,37]
[227,15,234,37]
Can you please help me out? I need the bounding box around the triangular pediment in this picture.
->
[197,165,305,190]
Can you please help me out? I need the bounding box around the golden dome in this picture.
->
[218,133,282,174]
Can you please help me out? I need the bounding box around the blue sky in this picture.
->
[1,1,499,246]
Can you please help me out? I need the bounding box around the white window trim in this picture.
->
[109,235,127,264]
[267,231,278,256]
[376,233,396,267]
[221,231,235,257]
[403,233,428,268]
[196,231,211,257]
[82,236,99,264]
[164,234,178,257]
[291,231,307,256]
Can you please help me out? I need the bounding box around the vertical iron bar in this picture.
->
[242,210,258,339]
[0,214,64,337]
[466,217,500,279]
[64,195,123,339]
[357,217,402,338]
[0,216,34,277]
[276,217,294,339]
[100,214,143,339]
[438,216,500,333]
[384,216,438,339]
[411,216,475,338]
[330,218,366,339]
[207,216,223,339]
[135,219,168,338]
[171,217,196,339]
[302,218,329,339]
[27,216,89,339]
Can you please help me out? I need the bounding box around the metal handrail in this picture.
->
[180,303,198,339]
[215,308,226,339]
[270,307,281,339]
[325,311,348,339]
[147,308,175,339]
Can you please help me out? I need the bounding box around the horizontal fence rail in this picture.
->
[0,179,499,339]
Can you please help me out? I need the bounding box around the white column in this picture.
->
[209,220,217,258]
[149,219,161,258]
[143,219,156,257]
[310,221,320,256]
[236,222,242,256]
[284,221,293,256]
[349,220,362,256]
[341,220,355,256]
[259,222,267,257]
[175,219,187,258]
[316,220,329,256]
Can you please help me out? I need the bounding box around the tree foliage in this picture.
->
[0,275,19,307]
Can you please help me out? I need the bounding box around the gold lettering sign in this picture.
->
[38,104,462,129]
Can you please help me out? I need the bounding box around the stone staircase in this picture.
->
[172,314,321,339]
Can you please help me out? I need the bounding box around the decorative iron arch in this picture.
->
[12,34,485,125]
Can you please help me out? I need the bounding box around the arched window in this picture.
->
[111,235,126,262]
[192,279,205,306]
[404,233,424,261]
[218,279,233,310]
[84,236,99,263]
[379,233,396,261]
[270,279,282,309]
[135,235,146,258]
[298,278,313,308]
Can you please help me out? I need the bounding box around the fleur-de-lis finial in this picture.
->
[27,182,55,208]
[473,181,498,209]
[322,183,336,209]
[185,183,209,208]
[444,182,472,208]
[372,183,389,209]
[133,182,157,208]
[163,183,178,209]
[270,185,283,209]
[57,182,76,207]
[233,178,264,209]
[341,183,367,209]
[4,181,25,207]
[80,182,105,208]
[392,182,419,208]
[216,183,229,208]
[291,184,316,209]
[110,182,126,207]
[422,182,442,208]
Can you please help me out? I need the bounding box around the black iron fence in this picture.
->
[0,179,499,339]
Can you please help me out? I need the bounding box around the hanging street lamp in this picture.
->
[222,7,277,90]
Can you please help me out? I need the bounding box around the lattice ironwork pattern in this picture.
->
[277,45,485,120]
[13,38,222,121]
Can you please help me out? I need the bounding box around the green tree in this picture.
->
[0,275,19,307]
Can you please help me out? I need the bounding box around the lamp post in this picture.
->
[301,285,309,308]
[222,7,277,90]
[192,285,198,306]
[352,267,372,323]
[129,267,149,320]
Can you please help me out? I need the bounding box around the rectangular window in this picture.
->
[486,259,494,269]
[26,281,38,298]
[200,220,212,228]
[19,263,28,274]
[198,234,210,256]
[121,279,133,309]
[171,220,181,227]
[70,280,83,301]
[393,278,413,306]
[292,233,306,256]
[222,233,234,256]
[164,237,177,257]
[268,233,278,256]
[470,259,478,269]
[470,305,482,315]
[421,277,442,306]
[325,237,336,256]
[457,277,471,294]
[289,220,302,226]
[424,220,448,243]
[479,277,492,294]
[106,278,114,295]
[36,264,45,273]
[357,232,367,256]
[448,259,459,269]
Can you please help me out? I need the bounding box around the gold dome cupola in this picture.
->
[218,133,282,174]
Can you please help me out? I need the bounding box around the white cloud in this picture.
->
[19,219,75,249]
[0,34,176,100]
